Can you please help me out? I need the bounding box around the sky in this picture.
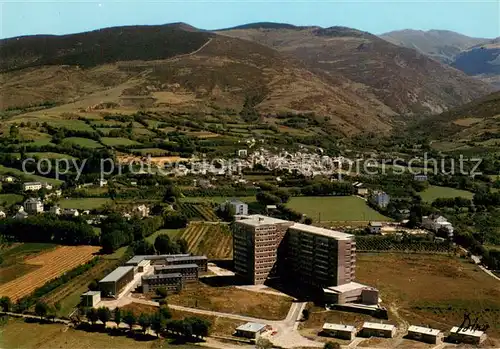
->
[0,0,499,39]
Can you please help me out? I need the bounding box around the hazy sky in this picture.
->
[1,0,499,39]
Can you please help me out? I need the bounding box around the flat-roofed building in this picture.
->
[166,255,208,272]
[235,322,267,339]
[81,291,101,307]
[323,282,379,305]
[126,254,190,266]
[155,263,199,282]
[142,273,183,293]
[322,323,356,340]
[99,266,134,298]
[137,259,150,272]
[407,326,443,344]
[360,322,396,338]
[449,327,487,345]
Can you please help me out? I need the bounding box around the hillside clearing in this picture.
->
[419,185,474,203]
[58,198,112,210]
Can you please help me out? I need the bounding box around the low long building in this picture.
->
[322,323,356,340]
[154,263,199,282]
[99,266,134,298]
[407,326,442,344]
[235,322,267,339]
[449,327,487,345]
[323,282,379,305]
[360,322,396,338]
[142,273,183,293]
[166,255,208,272]
[126,254,190,266]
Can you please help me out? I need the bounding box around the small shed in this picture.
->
[235,322,267,339]
[360,322,396,338]
[449,326,487,344]
[81,291,101,307]
[368,222,383,234]
[322,323,356,340]
[407,325,442,344]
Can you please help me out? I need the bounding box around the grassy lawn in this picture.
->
[287,196,390,222]
[167,282,292,320]
[58,198,112,210]
[0,318,204,349]
[26,152,76,160]
[101,137,142,146]
[62,137,103,149]
[0,165,63,185]
[146,229,184,244]
[419,185,474,203]
[47,120,94,132]
[356,253,500,340]
[0,193,23,207]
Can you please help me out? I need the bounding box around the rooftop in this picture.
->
[450,327,485,337]
[155,263,199,270]
[82,291,101,296]
[99,266,134,283]
[323,323,356,332]
[369,222,383,227]
[408,326,441,336]
[324,282,376,294]
[290,222,353,240]
[126,254,191,265]
[166,255,207,262]
[236,322,267,333]
[142,273,182,280]
[235,214,290,227]
[362,322,395,331]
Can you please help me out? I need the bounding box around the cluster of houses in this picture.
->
[320,321,487,345]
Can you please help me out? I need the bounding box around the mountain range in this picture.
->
[0,22,495,135]
[380,29,500,88]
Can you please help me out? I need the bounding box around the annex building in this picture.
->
[232,215,378,304]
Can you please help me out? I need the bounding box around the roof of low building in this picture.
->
[155,263,199,270]
[142,272,182,280]
[82,291,101,296]
[408,326,441,336]
[450,327,485,337]
[324,282,376,294]
[99,266,134,283]
[362,322,395,331]
[369,222,383,227]
[166,255,207,262]
[236,322,267,333]
[323,323,356,332]
[126,254,191,265]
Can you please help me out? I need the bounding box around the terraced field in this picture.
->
[0,245,100,301]
[180,223,232,259]
[178,202,218,221]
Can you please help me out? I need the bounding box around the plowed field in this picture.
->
[0,245,100,301]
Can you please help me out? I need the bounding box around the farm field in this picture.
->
[356,253,500,342]
[145,229,184,244]
[419,185,474,203]
[62,137,103,149]
[25,152,76,159]
[0,243,57,284]
[355,236,455,253]
[47,120,94,132]
[0,245,100,301]
[58,198,112,210]
[0,164,63,185]
[101,137,142,146]
[0,193,23,207]
[179,223,232,259]
[287,196,390,222]
[178,202,218,221]
[0,318,204,349]
[131,148,170,156]
[168,282,292,320]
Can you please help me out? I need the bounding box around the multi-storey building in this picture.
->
[154,263,199,282]
[233,215,376,304]
[142,273,183,293]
